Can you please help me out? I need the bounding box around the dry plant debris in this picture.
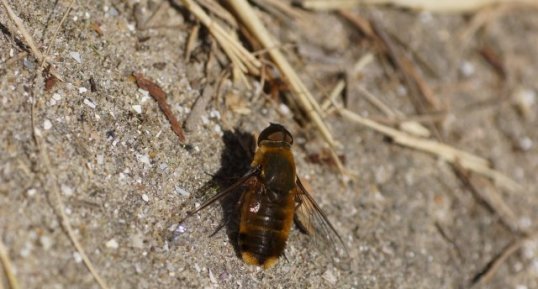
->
[336,106,521,193]
[180,0,348,177]
[0,239,20,289]
[177,0,262,81]
[302,0,538,13]
[133,73,187,143]
[1,2,109,288]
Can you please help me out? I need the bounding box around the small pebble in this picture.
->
[69,51,82,63]
[27,188,37,197]
[278,103,291,115]
[130,233,144,249]
[61,184,74,196]
[40,235,54,250]
[460,61,475,77]
[73,252,82,263]
[43,119,52,130]
[137,153,150,165]
[23,57,36,69]
[322,269,337,285]
[106,238,119,249]
[518,137,533,151]
[132,105,142,114]
[84,98,96,109]
[79,87,88,94]
[142,193,149,202]
[209,109,221,119]
[214,124,222,135]
[175,186,190,197]
[209,269,217,284]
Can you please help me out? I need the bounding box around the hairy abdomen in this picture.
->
[238,189,295,269]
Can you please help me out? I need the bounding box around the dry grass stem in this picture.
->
[179,0,261,78]
[29,81,109,288]
[227,0,337,146]
[321,80,345,112]
[198,0,238,28]
[1,0,63,80]
[36,141,110,289]
[466,175,520,232]
[185,24,200,62]
[472,231,538,286]
[0,239,20,289]
[260,0,310,21]
[351,52,375,75]
[1,0,43,61]
[337,107,521,192]
[309,0,538,13]
[41,0,74,70]
[301,0,361,10]
[355,85,431,138]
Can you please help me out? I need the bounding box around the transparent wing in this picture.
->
[294,177,349,262]
[170,167,260,242]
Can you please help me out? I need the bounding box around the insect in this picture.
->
[178,123,347,269]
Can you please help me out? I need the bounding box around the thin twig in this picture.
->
[1,0,43,61]
[178,0,261,77]
[1,0,63,80]
[336,106,521,192]
[41,0,74,70]
[30,74,109,289]
[305,0,538,13]
[471,231,538,287]
[0,239,20,289]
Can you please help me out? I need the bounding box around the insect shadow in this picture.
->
[193,128,257,258]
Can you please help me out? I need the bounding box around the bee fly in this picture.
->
[178,123,347,269]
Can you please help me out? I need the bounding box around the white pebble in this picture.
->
[40,235,54,250]
[175,186,190,197]
[132,104,142,114]
[73,252,82,263]
[106,238,119,249]
[136,153,151,165]
[519,137,533,151]
[43,119,52,130]
[79,87,88,94]
[20,242,33,257]
[209,269,217,284]
[69,51,82,63]
[130,233,145,249]
[519,89,536,105]
[214,124,222,135]
[209,109,221,119]
[201,115,209,125]
[61,184,74,196]
[138,88,150,98]
[142,193,149,202]
[84,98,96,109]
[460,61,475,77]
[52,93,62,101]
[322,269,337,285]
[27,188,37,197]
[278,103,291,115]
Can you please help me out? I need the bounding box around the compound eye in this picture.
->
[258,123,294,145]
[266,131,285,142]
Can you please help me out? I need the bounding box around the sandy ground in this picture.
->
[1,1,538,288]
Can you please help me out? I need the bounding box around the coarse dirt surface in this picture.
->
[1,1,538,289]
